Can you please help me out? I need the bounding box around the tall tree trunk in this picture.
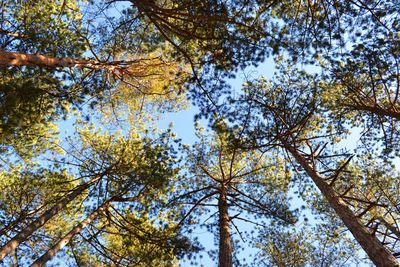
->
[0,51,156,75]
[283,141,399,267]
[31,200,110,267]
[0,176,102,261]
[218,185,232,267]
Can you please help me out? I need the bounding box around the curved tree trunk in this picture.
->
[283,141,399,267]
[218,185,232,267]
[31,200,110,267]
[0,176,101,261]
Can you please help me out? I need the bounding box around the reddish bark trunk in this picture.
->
[0,51,157,76]
[218,186,233,267]
[0,51,108,69]
[31,200,110,267]
[284,141,399,267]
[349,103,400,120]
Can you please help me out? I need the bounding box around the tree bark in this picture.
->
[218,185,232,267]
[0,51,156,76]
[283,141,399,267]
[31,200,110,267]
[0,176,102,261]
[348,102,400,120]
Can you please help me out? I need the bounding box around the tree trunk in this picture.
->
[218,185,232,267]
[11,248,18,267]
[31,200,110,267]
[0,51,154,75]
[348,102,400,120]
[0,176,101,261]
[283,141,399,267]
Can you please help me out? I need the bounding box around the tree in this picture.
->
[30,191,197,267]
[0,1,208,264]
[269,0,400,155]
[0,0,270,159]
[1,0,399,265]
[248,1,400,260]
[0,121,193,265]
[172,121,296,266]
[30,198,111,267]
[230,62,400,266]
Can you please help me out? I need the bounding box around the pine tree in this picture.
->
[173,121,296,266]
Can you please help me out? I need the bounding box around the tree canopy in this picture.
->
[0,0,399,266]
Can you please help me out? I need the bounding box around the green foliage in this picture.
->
[49,125,196,266]
[0,69,67,158]
[255,221,369,267]
[0,0,87,157]
[0,0,87,56]
[73,210,192,266]
[0,165,76,227]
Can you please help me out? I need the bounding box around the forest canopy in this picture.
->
[0,0,399,266]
